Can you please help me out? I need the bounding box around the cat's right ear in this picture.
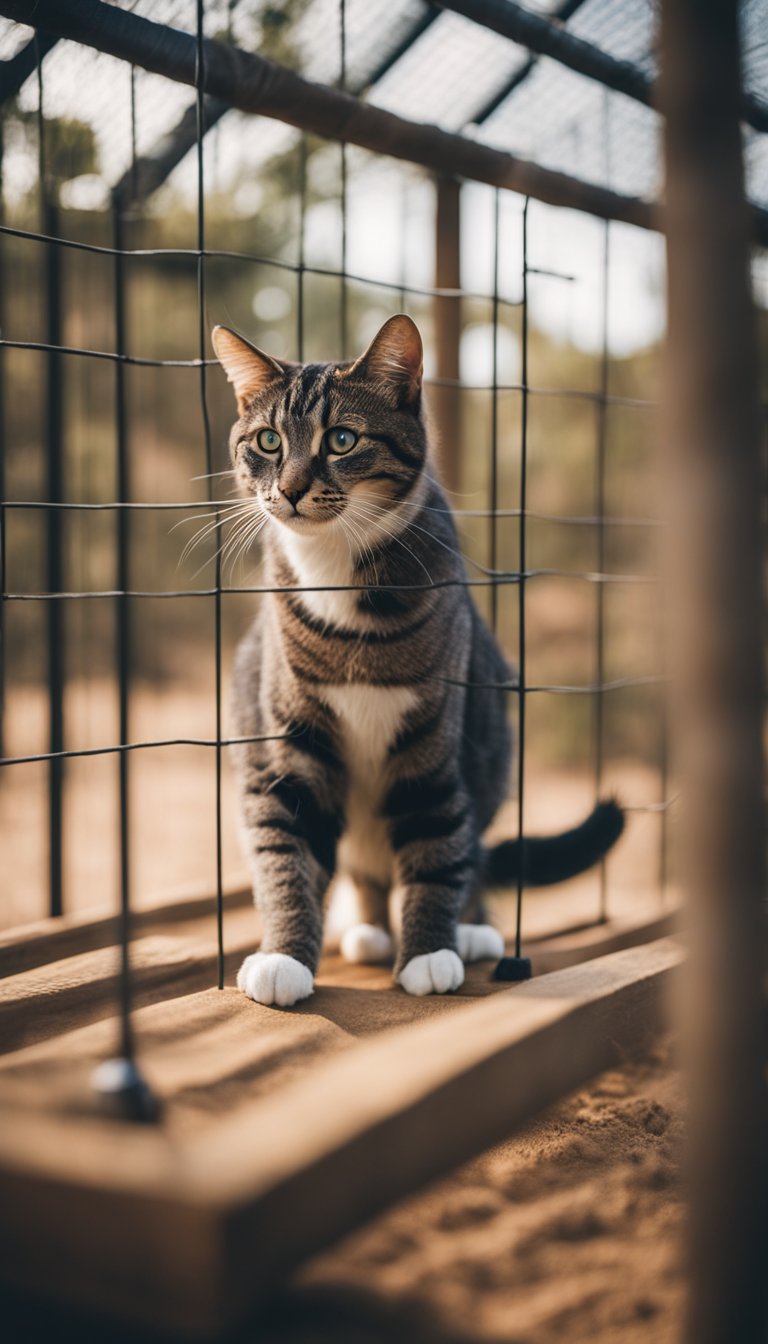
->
[211,326,284,414]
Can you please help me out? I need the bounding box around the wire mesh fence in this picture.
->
[0,0,673,1078]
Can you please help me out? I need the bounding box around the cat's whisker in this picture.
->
[355,489,457,517]
[353,497,504,579]
[226,513,269,581]
[347,499,434,584]
[181,505,262,574]
[170,497,252,536]
[177,503,257,567]
[342,510,379,578]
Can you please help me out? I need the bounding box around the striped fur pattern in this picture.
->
[212,316,623,1006]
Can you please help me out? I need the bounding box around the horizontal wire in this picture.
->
[623,795,679,813]
[0,676,668,768]
[0,220,525,307]
[0,337,203,367]
[1,500,664,526]
[3,568,659,600]
[0,730,296,768]
[436,673,666,692]
[0,334,659,407]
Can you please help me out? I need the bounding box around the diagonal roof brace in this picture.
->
[0,31,57,105]
[2,0,767,244]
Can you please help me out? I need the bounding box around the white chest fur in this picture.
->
[277,526,359,628]
[321,684,417,883]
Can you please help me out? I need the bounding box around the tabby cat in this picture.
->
[211,315,623,1006]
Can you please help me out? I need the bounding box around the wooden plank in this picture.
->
[0,904,258,1053]
[525,908,679,974]
[0,900,677,1053]
[0,882,251,979]
[0,939,682,1336]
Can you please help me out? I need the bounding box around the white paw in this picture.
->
[340,923,395,964]
[398,949,465,997]
[237,952,314,1007]
[457,923,505,963]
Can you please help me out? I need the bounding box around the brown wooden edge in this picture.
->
[0,938,682,1337]
[0,903,679,1056]
[0,882,252,979]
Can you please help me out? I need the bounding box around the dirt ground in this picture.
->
[263,1038,685,1344]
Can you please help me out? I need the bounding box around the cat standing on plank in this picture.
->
[211,315,623,1007]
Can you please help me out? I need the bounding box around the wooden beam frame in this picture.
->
[0,939,682,1336]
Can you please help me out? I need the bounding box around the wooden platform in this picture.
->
[0,890,681,1336]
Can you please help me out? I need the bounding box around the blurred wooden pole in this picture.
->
[434,175,461,492]
[658,4,767,1343]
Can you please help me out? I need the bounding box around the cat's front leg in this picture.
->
[238,766,341,1007]
[385,771,476,996]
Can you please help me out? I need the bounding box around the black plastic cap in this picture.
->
[493,955,533,982]
[90,1057,162,1124]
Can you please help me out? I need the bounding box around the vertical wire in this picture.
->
[594,222,609,922]
[398,170,408,311]
[490,189,500,634]
[515,198,530,960]
[37,36,64,919]
[297,136,307,362]
[339,0,348,358]
[112,65,135,1063]
[196,0,225,989]
[0,111,6,762]
[594,88,610,923]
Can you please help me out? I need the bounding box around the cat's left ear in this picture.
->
[345,314,423,407]
[212,325,285,414]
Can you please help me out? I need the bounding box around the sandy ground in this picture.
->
[249,1041,685,1344]
[277,1039,684,1344]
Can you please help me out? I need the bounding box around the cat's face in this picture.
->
[212,315,426,538]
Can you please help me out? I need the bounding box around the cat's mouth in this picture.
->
[270,500,346,533]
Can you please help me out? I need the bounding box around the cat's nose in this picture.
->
[280,485,308,512]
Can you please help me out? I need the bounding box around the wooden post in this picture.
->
[658,4,767,1342]
[433,174,462,491]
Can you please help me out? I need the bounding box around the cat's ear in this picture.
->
[346,314,423,406]
[211,326,284,414]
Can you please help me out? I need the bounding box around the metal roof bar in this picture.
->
[0,31,56,104]
[469,0,589,127]
[435,0,768,135]
[112,94,228,210]
[3,0,768,242]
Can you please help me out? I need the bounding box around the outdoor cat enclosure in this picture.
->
[0,3,765,1342]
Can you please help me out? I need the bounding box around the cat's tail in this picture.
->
[482,799,624,888]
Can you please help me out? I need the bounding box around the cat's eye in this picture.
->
[325,426,358,456]
[256,428,281,454]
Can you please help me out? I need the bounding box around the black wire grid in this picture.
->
[0,2,672,1084]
